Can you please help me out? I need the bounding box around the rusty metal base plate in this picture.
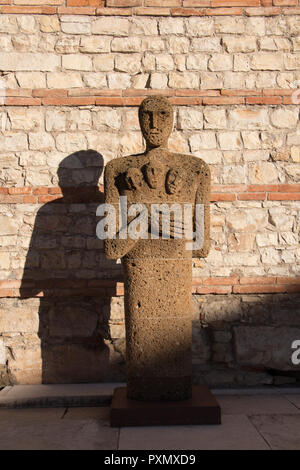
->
[110,386,221,427]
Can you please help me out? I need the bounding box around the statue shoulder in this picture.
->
[105,153,145,176]
[173,153,210,179]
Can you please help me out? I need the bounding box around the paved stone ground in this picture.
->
[0,386,300,450]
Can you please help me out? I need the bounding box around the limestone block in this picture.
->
[80,36,111,53]
[68,110,92,131]
[107,72,131,89]
[200,72,223,89]
[195,150,222,164]
[284,164,300,182]
[93,54,114,72]
[7,350,42,383]
[251,53,283,70]
[0,252,10,270]
[245,17,265,36]
[131,74,149,89]
[271,109,298,129]
[29,132,55,152]
[0,339,5,365]
[168,71,199,88]
[92,109,121,131]
[228,108,269,130]
[142,52,156,71]
[286,16,300,36]
[130,18,158,36]
[242,131,261,150]
[8,108,44,132]
[224,252,260,267]
[17,16,36,33]
[12,34,37,53]
[215,16,245,34]
[244,150,269,162]
[261,132,284,150]
[234,326,300,371]
[269,208,294,231]
[61,22,91,35]
[189,132,216,151]
[142,37,165,52]
[227,209,267,232]
[174,55,186,72]
[279,232,298,246]
[192,37,221,52]
[150,73,168,89]
[0,16,18,34]
[248,162,279,184]
[83,73,107,88]
[260,247,281,265]
[234,54,250,72]
[159,18,184,35]
[186,54,208,71]
[156,54,174,72]
[0,53,60,71]
[281,250,295,264]
[16,72,46,89]
[291,146,300,163]
[0,133,28,152]
[177,108,203,130]
[120,132,144,155]
[55,37,80,54]
[0,36,12,52]
[115,54,141,75]
[223,36,256,53]
[56,133,87,153]
[111,37,141,53]
[46,110,67,132]
[167,36,189,54]
[92,17,130,36]
[0,216,18,235]
[39,16,60,33]
[208,54,232,72]
[185,18,214,37]
[228,233,255,252]
[218,132,242,150]
[203,108,227,130]
[0,307,39,334]
[47,72,83,88]
[168,132,189,154]
[62,54,92,71]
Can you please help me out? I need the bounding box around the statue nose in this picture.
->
[150,112,158,129]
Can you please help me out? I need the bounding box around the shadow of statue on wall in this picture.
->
[20,150,124,384]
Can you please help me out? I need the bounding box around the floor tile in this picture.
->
[217,394,299,415]
[249,414,300,450]
[284,394,300,410]
[63,407,110,422]
[0,418,119,450]
[119,414,269,450]
[0,407,65,421]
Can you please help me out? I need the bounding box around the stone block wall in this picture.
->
[0,0,299,386]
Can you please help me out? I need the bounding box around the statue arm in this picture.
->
[192,163,211,258]
[104,162,146,260]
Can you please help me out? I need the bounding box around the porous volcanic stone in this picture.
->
[104,96,210,401]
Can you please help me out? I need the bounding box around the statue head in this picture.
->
[139,95,173,150]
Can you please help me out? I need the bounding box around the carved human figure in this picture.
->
[104,96,210,401]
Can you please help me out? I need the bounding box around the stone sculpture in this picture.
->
[104,95,211,403]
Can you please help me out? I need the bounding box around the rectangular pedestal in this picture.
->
[110,386,221,427]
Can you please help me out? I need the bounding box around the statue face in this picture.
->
[144,161,164,189]
[166,168,182,194]
[139,96,173,148]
